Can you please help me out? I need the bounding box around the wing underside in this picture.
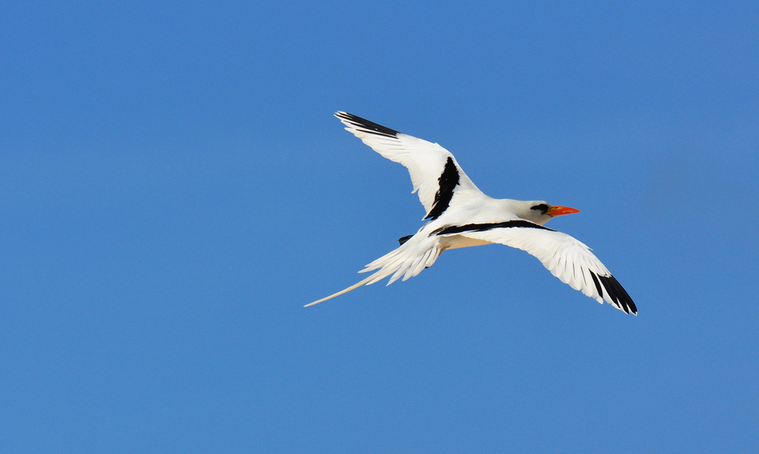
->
[451,225,636,314]
[335,112,482,218]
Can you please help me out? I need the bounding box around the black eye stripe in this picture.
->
[531,203,550,214]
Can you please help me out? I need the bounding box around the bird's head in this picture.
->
[521,201,581,225]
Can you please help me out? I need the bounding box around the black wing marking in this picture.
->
[432,220,553,236]
[424,157,460,220]
[335,112,400,137]
[592,272,637,314]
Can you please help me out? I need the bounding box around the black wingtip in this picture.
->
[335,112,400,138]
[596,273,637,315]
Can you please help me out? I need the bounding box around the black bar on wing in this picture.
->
[424,157,460,220]
[432,220,553,236]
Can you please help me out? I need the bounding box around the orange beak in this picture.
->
[547,205,581,217]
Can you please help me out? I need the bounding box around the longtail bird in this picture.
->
[306,112,636,314]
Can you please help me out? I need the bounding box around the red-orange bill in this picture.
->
[547,205,581,217]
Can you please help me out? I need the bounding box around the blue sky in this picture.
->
[1,1,758,452]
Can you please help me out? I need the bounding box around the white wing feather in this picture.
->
[335,112,482,214]
[458,228,635,313]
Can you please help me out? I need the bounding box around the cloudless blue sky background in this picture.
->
[2,1,758,452]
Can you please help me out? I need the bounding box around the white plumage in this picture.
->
[307,112,636,314]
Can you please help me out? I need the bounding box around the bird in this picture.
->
[306,112,636,314]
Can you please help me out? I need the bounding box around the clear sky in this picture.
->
[1,1,758,452]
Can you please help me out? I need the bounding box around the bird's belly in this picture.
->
[443,235,492,250]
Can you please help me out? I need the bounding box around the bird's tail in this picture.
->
[304,273,380,307]
[305,235,443,307]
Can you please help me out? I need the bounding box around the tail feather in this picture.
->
[304,273,381,307]
[305,235,444,307]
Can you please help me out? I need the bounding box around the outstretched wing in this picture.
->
[335,112,483,220]
[450,224,636,314]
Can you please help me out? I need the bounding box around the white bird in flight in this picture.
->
[306,112,636,314]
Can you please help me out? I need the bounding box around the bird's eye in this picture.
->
[531,204,549,214]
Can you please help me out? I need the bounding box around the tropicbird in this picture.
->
[307,112,636,314]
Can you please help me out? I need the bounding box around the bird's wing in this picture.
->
[447,224,636,314]
[335,112,483,219]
